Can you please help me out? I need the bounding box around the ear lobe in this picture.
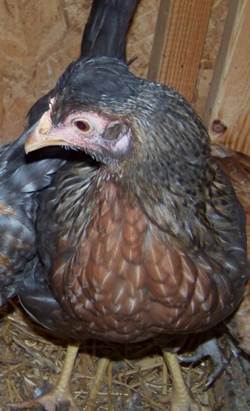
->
[109,126,133,158]
[100,120,133,159]
[103,121,128,141]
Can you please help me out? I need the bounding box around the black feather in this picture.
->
[0,0,139,310]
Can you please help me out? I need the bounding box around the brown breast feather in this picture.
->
[50,182,235,343]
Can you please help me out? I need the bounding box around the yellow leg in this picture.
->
[53,343,80,398]
[162,350,212,411]
[86,357,110,411]
[9,343,80,411]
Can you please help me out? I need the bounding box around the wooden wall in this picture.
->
[204,0,250,154]
[0,0,159,143]
[149,0,250,155]
[1,0,249,155]
[148,0,214,103]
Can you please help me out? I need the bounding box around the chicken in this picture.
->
[229,279,250,355]
[25,58,248,335]
[1,1,249,410]
[0,128,64,308]
[212,146,250,355]
[12,50,248,411]
[179,147,250,386]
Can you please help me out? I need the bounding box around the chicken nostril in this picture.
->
[39,127,49,135]
[38,111,53,135]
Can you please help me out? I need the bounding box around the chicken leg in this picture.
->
[9,343,80,411]
[162,350,212,411]
[85,357,110,411]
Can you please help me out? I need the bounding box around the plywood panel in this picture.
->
[205,0,250,155]
[127,0,160,78]
[0,0,159,143]
[148,0,213,103]
[0,0,91,143]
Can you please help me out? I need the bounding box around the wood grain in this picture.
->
[0,0,91,142]
[204,0,250,155]
[148,0,213,103]
[0,0,159,143]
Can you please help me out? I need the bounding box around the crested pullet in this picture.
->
[1,1,249,410]
[17,55,249,410]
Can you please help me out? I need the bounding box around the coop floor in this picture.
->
[0,304,249,411]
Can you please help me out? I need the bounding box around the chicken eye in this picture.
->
[74,120,91,132]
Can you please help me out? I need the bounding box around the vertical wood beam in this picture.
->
[204,0,250,154]
[148,0,213,103]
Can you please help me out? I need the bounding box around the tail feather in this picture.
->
[81,0,138,61]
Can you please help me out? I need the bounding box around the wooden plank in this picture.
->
[204,0,250,155]
[147,0,213,103]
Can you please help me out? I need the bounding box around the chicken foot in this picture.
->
[8,343,80,411]
[162,350,212,411]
